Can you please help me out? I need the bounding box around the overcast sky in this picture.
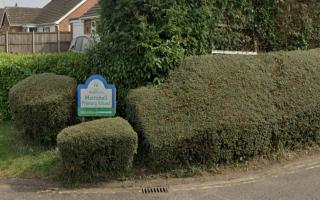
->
[0,0,51,8]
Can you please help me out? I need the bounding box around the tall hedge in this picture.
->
[2,1,320,119]
[87,0,320,113]
[126,49,320,170]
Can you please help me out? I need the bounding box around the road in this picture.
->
[1,154,320,200]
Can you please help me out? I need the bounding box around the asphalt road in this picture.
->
[1,154,320,200]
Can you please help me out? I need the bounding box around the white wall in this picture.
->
[70,20,84,39]
[50,26,56,32]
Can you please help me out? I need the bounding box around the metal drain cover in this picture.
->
[142,187,169,194]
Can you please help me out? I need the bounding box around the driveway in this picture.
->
[1,153,320,200]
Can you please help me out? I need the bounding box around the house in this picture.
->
[0,7,42,32]
[0,0,98,33]
[36,0,98,32]
[70,3,100,38]
[81,3,100,35]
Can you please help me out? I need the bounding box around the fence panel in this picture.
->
[9,33,33,53]
[60,32,72,52]
[0,34,5,52]
[0,32,72,53]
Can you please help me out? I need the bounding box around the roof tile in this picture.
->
[80,3,100,19]
[5,7,42,25]
[0,8,4,25]
[36,0,83,24]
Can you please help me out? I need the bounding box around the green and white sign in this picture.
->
[77,75,116,117]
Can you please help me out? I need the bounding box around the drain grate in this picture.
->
[142,187,169,194]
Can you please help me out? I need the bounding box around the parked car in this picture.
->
[69,35,99,53]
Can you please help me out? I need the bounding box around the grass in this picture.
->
[0,121,319,187]
[0,120,205,183]
[0,121,60,179]
[0,121,226,184]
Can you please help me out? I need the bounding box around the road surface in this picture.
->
[1,153,320,200]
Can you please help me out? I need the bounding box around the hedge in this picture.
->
[9,73,77,144]
[0,52,141,120]
[2,1,320,120]
[57,117,138,181]
[0,53,89,120]
[85,0,320,116]
[126,49,320,170]
[97,0,320,56]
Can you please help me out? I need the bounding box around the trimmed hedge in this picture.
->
[57,117,138,180]
[9,73,77,144]
[86,0,320,118]
[0,52,89,120]
[126,49,320,170]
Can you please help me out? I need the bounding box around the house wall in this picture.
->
[70,19,84,39]
[1,13,10,32]
[58,0,98,32]
[0,13,28,33]
[10,27,23,32]
[1,13,23,32]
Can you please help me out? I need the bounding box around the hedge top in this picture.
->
[57,117,137,142]
[9,73,77,105]
[127,48,320,149]
[57,117,138,181]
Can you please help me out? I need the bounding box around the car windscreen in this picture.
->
[74,37,84,52]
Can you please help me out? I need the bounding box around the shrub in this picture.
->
[9,73,77,144]
[86,0,320,116]
[57,117,138,181]
[126,49,320,170]
[0,52,89,120]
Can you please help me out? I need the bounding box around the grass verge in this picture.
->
[0,121,60,179]
[1,120,319,186]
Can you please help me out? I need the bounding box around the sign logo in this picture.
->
[77,75,116,117]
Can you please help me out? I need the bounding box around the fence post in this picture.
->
[254,39,258,53]
[57,31,61,52]
[32,31,35,53]
[5,31,9,53]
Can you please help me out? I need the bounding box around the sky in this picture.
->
[0,0,51,8]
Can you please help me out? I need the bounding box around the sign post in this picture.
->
[77,75,116,117]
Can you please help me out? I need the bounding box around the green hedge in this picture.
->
[9,73,77,144]
[97,0,320,52]
[87,0,320,115]
[0,53,89,120]
[126,49,320,170]
[57,117,138,181]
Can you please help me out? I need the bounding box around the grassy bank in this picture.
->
[0,122,60,179]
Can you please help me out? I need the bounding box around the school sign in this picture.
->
[77,75,116,117]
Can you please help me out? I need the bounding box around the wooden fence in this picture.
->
[0,32,72,53]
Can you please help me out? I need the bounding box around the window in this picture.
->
[29,27,37,32]
[23,27,37,32]
[84,20,91,35]
[43,27,50,32]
